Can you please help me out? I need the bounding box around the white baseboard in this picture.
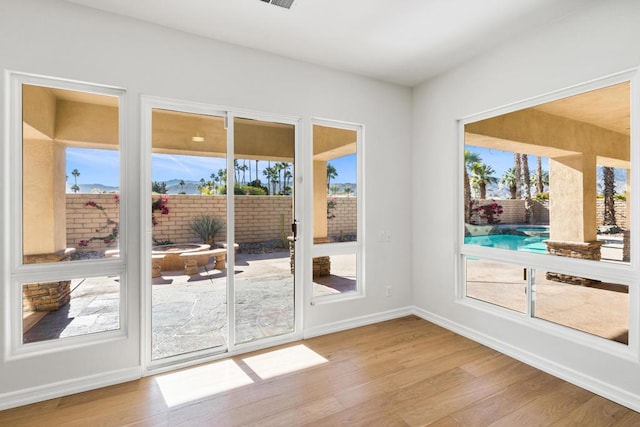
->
[0,367,141,411]
[303,306,414,339]
[412,306,640,413]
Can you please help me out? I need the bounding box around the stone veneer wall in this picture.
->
[67,194,358,249]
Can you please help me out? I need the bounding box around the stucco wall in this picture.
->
[0,0,412,406]
[412,0,640,411]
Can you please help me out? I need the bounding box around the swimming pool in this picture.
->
[464,234,548,253]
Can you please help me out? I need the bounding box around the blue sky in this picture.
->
[66,148,357,187]
[466,145,548,178]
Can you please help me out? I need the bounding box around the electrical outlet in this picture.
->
[385,286,392,297]
[379,230,392,242]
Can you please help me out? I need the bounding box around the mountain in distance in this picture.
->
[329,182,357,195]
[67,179,358,195]
[67,183,119,194]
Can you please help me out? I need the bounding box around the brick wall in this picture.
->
[67,194,357,249]
[67,194,120,251]
[471,198,628,228]
[596,199,628,229]
[67,195,626,249]
[328,197,357,239]
[472,198,547,225]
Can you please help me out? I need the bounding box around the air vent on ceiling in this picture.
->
[260,0,295,10]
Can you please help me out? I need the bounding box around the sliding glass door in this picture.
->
[144,100,299,365]
[232,117,296,345]
[150,107,229,361]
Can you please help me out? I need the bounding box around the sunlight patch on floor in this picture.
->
[155,359,253,407]
[242,344,328,380]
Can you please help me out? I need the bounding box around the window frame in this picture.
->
[5,72,128,360]
[456,69,640,359]
[309,118,364,305]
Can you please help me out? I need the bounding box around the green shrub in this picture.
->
[220,184,267,195]
[190,215,224,246]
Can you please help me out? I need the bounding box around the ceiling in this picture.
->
[533,82,630,136]
[64,0,600,86]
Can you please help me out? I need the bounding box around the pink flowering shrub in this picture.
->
[79,195,169,248]
[469,199,504,225]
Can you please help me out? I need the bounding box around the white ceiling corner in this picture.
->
[64,0,601,86]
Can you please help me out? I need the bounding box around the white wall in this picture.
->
[413,0,640,410]
[0,0,413,406]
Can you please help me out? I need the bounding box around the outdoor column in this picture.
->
[546,152,602,269]
[22,139,73,311]
[312,159,331,277]
[22,139,68,258]
[624,168,631,262]
[313,159,328,240]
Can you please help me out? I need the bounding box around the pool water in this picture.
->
[464,234,547,254]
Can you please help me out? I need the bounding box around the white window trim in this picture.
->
[140,96,304,372]
[456,68,640,360]
[4,72,128,361]
[308,118,365,305]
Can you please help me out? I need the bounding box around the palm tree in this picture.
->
[530,170,549,195]
[603,166,617,226]
[233,159,240,184]
[179,180,186,194]
[536,156,544,194]
[283,169,293,195]
[470,163,498,200]
[501,168,518,199]
[239,160,249,184]
[263,166,279,195]
[71,168,80,193]
[217,168,227,184]
[464,149,482,222]
[275,162,288,194]
[521,154,533,223]
[327,163,338,192]
[254,160,259,184]
[514,153,522,199]
[197,178,206,195]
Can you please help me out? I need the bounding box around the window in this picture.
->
[463,81,630,264]
[310,121,363,301]
[459,71,637,350]
[8,74,126,356]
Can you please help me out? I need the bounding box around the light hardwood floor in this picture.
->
[1,316,639,426]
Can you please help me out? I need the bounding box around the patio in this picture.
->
[23,251,356,360]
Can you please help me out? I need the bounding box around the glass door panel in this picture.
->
[233,118,295,345]
[151,108,228,360]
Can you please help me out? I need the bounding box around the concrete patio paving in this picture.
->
[466,259,629,344]
[23,251,357,360]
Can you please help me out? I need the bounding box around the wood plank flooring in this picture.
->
[1,316,639,426]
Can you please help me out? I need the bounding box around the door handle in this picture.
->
[292,220,298,241]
